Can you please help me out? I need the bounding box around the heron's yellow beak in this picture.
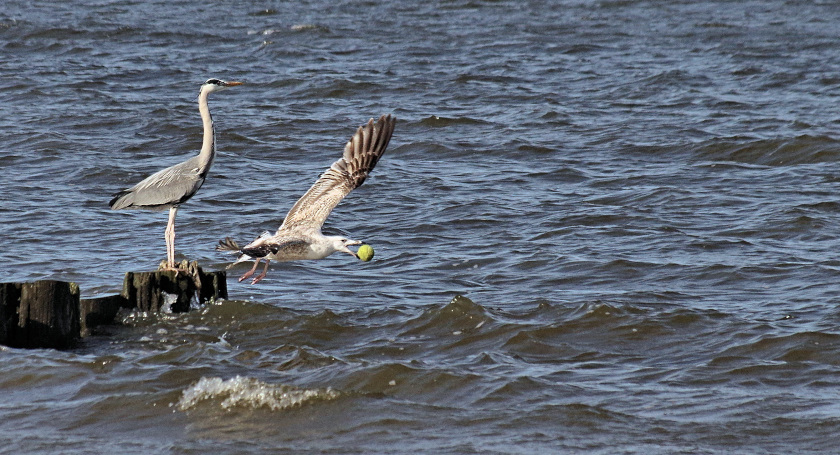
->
[225,81,244,87]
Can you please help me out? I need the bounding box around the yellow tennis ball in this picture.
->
[357,244,374,262]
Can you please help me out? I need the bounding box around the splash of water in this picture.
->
[176,376,340,411]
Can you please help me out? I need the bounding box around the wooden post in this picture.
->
[122,261,227,313]
[1,280,81,349]
[198,269,228,306]
[0,262,227,348]
[80,294,129,336]
[123,270,194,313]
[0,282,20,346]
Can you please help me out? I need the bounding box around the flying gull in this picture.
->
[218,114,396,284]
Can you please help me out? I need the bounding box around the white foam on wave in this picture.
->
[176,376,339,412]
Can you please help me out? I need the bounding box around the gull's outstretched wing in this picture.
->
[276,114,396,234]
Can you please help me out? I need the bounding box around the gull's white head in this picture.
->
[200,78,243,95]
[330,236,362,259]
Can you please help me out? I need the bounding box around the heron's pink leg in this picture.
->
[251,260,271,284]
[165,206,178,268]
[239,258,262,282]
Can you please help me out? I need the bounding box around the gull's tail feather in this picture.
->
[217,237,255,269]
[217,237,241,253]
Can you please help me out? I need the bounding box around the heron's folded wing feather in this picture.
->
[110,157,204,209]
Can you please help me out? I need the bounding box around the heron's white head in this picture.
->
[200,78,243,94]
[330,236,362,259]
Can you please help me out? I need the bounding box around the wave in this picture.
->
[627,135,840,166]
[689,135,840,166]
[177,376,340,412]
[419,115,493,127]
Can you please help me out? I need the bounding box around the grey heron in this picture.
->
[217,114,396,284]
[109,78,242,269]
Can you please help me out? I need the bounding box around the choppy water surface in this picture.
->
[3,0,840,453]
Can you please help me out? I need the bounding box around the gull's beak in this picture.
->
[224,81,244,87]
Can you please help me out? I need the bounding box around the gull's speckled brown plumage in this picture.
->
[218,114,396,284]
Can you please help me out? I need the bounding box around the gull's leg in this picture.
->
[251,260,271,284]
[239,258,262,282]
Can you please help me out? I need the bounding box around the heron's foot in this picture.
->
[158,259,194,270]
[158,260,202,289]
[158,260,181,274]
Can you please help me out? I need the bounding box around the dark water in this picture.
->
[3,0,840,453]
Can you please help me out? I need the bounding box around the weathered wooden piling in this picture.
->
[197,267,228,306]
[80,294,129,337]
[0,281,81,349]
[122,261,227,313]
[1,261,227,349]
[0,282,19,346]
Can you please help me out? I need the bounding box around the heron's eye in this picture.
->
[205,78,222,85]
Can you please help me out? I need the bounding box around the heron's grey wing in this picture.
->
[109,156,206,209]
[276,114,395,234]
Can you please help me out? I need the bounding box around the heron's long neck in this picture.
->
[197,89,215,171]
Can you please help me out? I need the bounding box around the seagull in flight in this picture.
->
[218,114,396,284]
